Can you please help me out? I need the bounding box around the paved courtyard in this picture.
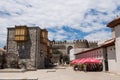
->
[0,66,120,80]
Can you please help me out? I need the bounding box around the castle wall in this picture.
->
[74,40,89,48]
[52,40,98,55]
[52,40,98,64]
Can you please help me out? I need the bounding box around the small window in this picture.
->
[99,51,101,53]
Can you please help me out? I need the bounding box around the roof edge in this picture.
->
[107,18,120,28]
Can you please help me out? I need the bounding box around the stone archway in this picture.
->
[62,46,73,64]
[67,46,73,54]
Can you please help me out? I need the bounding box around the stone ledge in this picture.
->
[0,78,38,80]
[0,69,26,73]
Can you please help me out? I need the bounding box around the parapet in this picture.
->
[51,39,98,48]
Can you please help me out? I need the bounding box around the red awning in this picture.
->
[70,59,80,64]
[70,58,101,65]
[82,58,101,64]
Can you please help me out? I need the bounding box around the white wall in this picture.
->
[114,25,120,73]
[107,45,117,72]
[69,48,88,61]
[112,28,115,38]
[74,48,104,60]
[69,49,75,61]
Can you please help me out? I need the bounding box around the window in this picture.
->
[114,47,115,50]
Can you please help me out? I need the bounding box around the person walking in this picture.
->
[83,64,87,72]
[73,65,79,71]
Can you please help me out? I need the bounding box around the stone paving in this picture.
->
[0,66,120,80]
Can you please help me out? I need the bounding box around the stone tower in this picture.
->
[6,25,48,70]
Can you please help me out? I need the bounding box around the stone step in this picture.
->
[0,69,26,73]
[0,78,38,80]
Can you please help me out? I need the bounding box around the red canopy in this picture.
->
[70,58,101,65]
[70,59,80,64]
[82,58,101,64]
[77,58,86,64]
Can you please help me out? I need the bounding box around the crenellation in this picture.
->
[52,39,98,56]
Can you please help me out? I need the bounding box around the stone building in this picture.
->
[0,48,6,69]
[0,48,6,54]
[47,40,53,60]
[6,25,49,70]
[45,40,53,67]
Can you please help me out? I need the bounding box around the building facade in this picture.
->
[74,17,120,74]
[69,48,90,61]
[107,18,120,74]
[0,48,6,54]
[75,47,103,60]
[0,48,6,69]
[74,39,115,71]
[107,44,116,72]
[6,25,49,70]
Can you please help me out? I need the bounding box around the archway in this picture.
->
[62,46,73,64]
[67,46,73,54]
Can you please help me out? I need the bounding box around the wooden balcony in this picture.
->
[40,29,48,44]
[14,26,28,42]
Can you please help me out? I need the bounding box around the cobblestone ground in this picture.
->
[0,66,120,80]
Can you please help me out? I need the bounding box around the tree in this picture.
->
[52,40,55,43]
[53,50,62,54]
[63,55,69,64]
[64,40,67,43]
[3,46,6,50]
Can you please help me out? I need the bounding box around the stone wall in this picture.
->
[7,27,46,70]
[0,49,6,69]
[52,40,98,64]
[52,40,98,55]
